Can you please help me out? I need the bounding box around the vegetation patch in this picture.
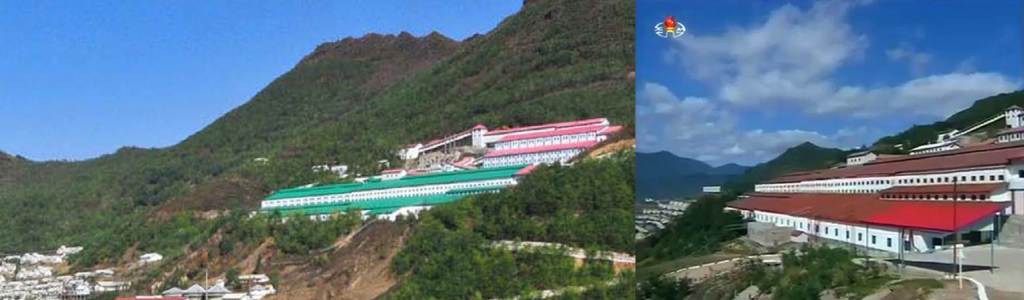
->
[387,155,634,299]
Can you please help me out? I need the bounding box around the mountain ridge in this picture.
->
[0,0,634,274]
[636,151,747,200]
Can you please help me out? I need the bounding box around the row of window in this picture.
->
[910,145,959,155]
[755,214,894,249]
[996,132,1024,144]
[896,174,1004,185]
[265,179,514,208]
[481,149,582,167]
[493,132,599,151]
[881,193,989,201]
[756,172,1007,194]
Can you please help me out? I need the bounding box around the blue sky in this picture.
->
[637,0,1023,166]
[0,1,521,161]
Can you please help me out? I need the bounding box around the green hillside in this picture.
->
[874,91,1024,153]
[0,0,635,263]
[390,153,635,298]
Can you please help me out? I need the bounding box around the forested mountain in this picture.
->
[0,0,635,266]
[724,142,848,194]
[636,151,747,200]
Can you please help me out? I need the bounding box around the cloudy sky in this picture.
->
[637,0,1023,166]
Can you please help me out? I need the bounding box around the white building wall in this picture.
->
[261,177,517,210]
[744,210,953,253]
[755,167,1011,197]
[479,148,584,168]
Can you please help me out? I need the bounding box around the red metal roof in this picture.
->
[600,125,623,134]
[729,193,1008,232]
[498,124,607,142]
[515,164,539,176]
[484,118,608,136]
[864,201,1006,232]
[879,183,1006,194]
[482,141,598,158]
[765,142,1024,183]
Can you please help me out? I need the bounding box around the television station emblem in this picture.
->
[655,16,685,39]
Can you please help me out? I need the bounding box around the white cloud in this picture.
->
[669,0,1021,119]
[886,45,931,75]
[637,82,871,165]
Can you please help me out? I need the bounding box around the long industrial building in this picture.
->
[260,164,535,220]
[263,117,622,221]
[399,117,622,169]
[728,106,1024,253]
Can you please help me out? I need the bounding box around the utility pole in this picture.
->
[953,176,962,289]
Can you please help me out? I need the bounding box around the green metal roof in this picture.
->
[266,165,527,201]
[261,194,467,216]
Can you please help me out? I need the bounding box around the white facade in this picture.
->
[735,210,977,253]
[261,177,517,210]
[996,130,1024,144]
[756,167,1011,200]
[379,170,407,181]
[1005,105,1023,129]
[480,148,585,168]
[846,151,877,166]
[491,131,603,151]
[909,141,960,155]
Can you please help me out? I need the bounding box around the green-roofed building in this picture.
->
[261,164,534,221]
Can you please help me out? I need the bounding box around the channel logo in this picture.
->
[655,16,685,39]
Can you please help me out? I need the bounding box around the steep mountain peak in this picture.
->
[300,31,458,66]
[793,141,823,150]
[642,150,681,159]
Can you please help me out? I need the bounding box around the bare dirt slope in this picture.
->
[266,221,412,300]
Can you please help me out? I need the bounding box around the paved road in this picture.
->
[902,245,1024,293]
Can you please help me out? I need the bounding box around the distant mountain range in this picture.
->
[636,151,747,200]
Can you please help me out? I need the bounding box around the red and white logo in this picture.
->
[655,16,685,39]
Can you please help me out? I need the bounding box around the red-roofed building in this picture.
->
[478,118,619,168]
[735,107,1024,253]
[729,193,1008,253]
[736,120,1024,253]
[396,118,621,168]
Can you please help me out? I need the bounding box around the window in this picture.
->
[871,236,877,245]
[858,233,863,241]
[887,238,892,248]
[846,231,850,239]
